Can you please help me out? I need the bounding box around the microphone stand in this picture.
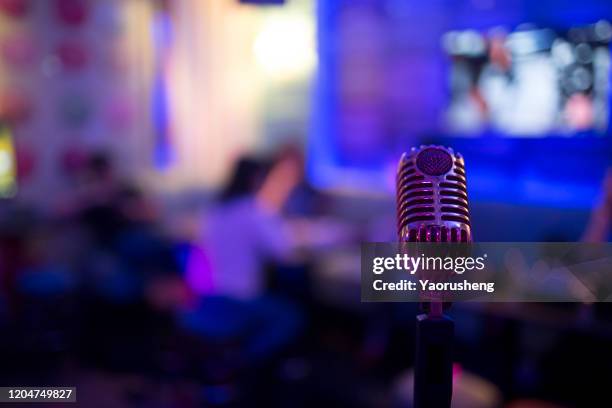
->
[395,145,469,408]
[414,301,454,408]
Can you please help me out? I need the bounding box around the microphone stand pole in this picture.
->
[414,301,454,408]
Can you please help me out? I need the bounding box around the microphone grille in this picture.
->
[415,147,453,176]
[397,146,471,243]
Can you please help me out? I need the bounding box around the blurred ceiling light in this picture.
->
[594,20,612,41]
[507,29,554,56]
[551,39,574,66]
[252,13,316,81]
[443,30,486,56]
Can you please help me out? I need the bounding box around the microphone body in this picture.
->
[396,146,472,408]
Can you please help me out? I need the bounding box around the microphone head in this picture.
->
[397,145,471,243]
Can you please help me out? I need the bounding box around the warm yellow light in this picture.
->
[252,13,316,81]
[0,126,17,197]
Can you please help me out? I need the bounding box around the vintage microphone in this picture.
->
[396,145,472,408]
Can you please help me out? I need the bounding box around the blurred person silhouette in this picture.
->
[60,150,123,209]
[582,169,612,325]
[57,151,130,249]
[202,154,301,299]
[583,168,612,242]
[59,151,186,372]
[181,154,304,373]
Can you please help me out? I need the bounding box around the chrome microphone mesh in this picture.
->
[397,145,471,243]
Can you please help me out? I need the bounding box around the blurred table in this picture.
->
[310,246,612,337]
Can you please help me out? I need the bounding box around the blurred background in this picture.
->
[0,0,612,406]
